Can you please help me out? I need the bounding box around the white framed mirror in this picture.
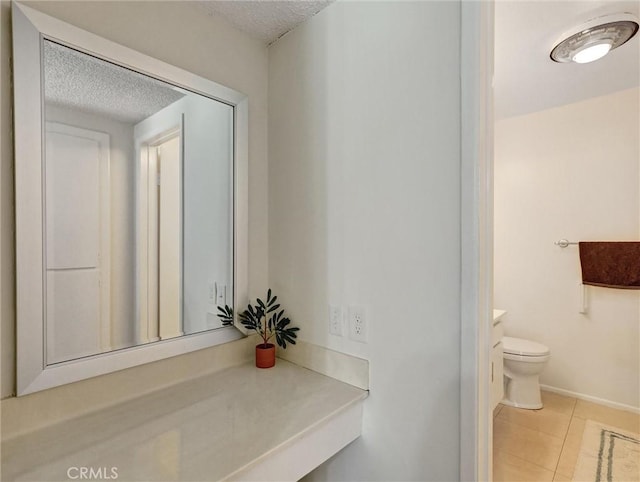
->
[13,3,249,395]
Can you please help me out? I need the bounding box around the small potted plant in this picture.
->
[217,289,299,368]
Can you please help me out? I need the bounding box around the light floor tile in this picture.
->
[493,419,564,471]
[493,450,554,482]
[540,391,577,416]
[573,399,640,433]
[555,417,586,478]
[494,395,640,482]
[497,405,571,438]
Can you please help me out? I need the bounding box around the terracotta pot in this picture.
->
[255,343,276,368]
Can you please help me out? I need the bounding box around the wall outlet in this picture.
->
[329,305,343,336]
[348,305,367,343]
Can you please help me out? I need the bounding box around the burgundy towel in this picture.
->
[579,242,640,289]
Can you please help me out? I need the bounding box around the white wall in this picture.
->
[0,0,16,398]
[181,97,233,333]
[494,87,640,409]
[46,104,136,351]
[269,2,462,480]
[1,1,268,398]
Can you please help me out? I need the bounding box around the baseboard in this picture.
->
[540,384,640,415]
[277,340,369,390]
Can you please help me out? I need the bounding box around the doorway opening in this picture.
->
[136,126,183,345]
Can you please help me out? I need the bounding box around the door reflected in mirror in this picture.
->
[43,40,234,365]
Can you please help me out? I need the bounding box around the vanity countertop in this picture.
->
[1,360,367,481]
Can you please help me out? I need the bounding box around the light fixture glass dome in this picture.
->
[572,42,612,63]
[550,13,639,64]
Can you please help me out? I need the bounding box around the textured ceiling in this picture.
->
[195,0,333,44]
[44,41,185,124]
[495,1,640,120]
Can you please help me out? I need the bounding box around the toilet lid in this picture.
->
[503,336,550,356]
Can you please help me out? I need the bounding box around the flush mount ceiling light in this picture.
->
[550,13,639,64]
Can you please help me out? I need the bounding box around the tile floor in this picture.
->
[493,391,640,482]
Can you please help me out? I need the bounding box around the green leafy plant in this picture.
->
[217,289,299,349]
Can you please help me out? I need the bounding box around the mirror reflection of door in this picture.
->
[45,123,111,364]
[137,127,183,344]
[155,135,183,340]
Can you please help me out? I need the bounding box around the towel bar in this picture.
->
[555,239,578,248]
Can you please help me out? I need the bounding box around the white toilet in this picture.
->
[502,336,550,410]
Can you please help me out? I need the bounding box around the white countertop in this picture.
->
[1,360,367,481]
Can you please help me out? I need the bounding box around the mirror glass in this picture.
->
[43,40,234,365]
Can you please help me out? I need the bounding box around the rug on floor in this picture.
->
[572,419,640,482]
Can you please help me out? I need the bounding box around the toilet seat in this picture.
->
[503,336,550,357]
